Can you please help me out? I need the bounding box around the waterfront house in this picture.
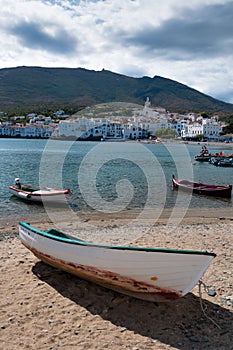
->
[0,123,54,138]
[181,118,223,140]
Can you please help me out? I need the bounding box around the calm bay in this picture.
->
[0,138,233,219]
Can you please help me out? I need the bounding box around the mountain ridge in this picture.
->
[0,66,233,115]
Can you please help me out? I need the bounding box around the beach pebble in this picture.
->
[220,329,229,336]
[208,288,216,297]
[189,335,209,343]
[119,327,127,332]
[201,336,209,343]
[189,336,199,342]
[226,295,233,300]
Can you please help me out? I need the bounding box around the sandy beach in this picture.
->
[1,208,233,350]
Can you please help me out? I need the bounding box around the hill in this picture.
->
[0,66,233,115]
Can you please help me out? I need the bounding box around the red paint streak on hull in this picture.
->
[22,242,182,302]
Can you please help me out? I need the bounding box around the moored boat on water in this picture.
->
[195,146,233,164]
[9,178,71,204]
[194,145,211,162]
[194,154,211,162]
[214,158,233,167]
[19,222,216,302]
[209,156,222,166]
[172,175,232,198]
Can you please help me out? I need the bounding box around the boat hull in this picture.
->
[194,155,210,162]
[9,186,70,204]
[19,222,216,302]
[172,177,232,198]
[217,159,233,167]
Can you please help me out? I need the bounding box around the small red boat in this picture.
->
[172,175,232,198]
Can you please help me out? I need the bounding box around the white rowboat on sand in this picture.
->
[19,222,216,302]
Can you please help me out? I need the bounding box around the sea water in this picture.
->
[0,138,233,218]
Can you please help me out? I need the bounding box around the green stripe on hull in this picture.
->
[19,222,216,257]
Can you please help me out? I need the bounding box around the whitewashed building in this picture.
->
[171,119,188,135]
[58,118,147,140]
[121,123,147,139]
[181,118,223,140]
[202,119,223,139]
[0,124,54,138]
[59,118,102,138]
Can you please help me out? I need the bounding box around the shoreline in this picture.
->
[0,135,232,145]
[0,208,233,245]
[0,207,233,230]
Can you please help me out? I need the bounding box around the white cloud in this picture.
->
[0,0,232,103]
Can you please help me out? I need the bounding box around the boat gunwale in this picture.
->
[19,222,216,257]
[9,185,70,196]
[172,178,231,190]
[174,180,232,191]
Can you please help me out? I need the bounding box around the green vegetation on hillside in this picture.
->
[0,66,233,117]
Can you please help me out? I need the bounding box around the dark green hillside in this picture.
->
[0,66,233,115]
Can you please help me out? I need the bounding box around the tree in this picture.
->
[222,121,233,134]
[155,128,177,139]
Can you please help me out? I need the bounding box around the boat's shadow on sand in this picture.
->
[32,262,232,350]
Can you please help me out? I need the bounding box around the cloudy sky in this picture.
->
[1,0,233,103]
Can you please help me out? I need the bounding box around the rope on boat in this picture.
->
[198,280,221,330]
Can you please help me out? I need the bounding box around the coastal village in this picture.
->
[1,0,233,348]
[1,97,233,350]
[0,98,230,141]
